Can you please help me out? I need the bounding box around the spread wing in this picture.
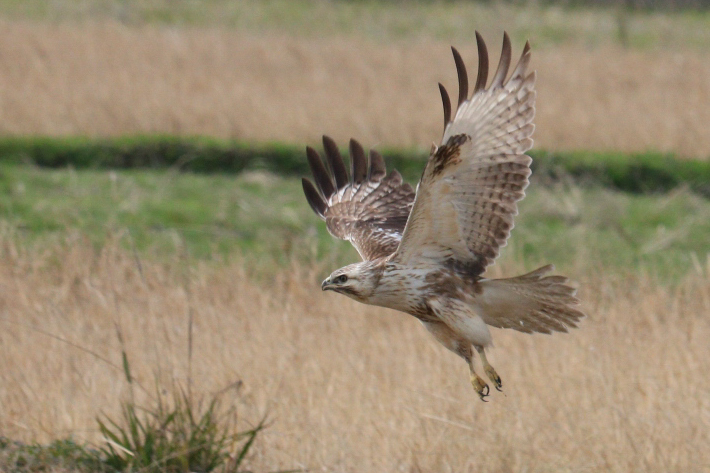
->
[394,32,535,277]
[302,136,416,261]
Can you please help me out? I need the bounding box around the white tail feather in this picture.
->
[476,265,585,334]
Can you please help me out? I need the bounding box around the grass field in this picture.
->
[2,6,710,157]
[4,0,710,48]
[1,164,709,277]
[1,234,709,472]
[0,164,709,471]
[1,1,710,470]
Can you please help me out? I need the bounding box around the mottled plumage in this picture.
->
[302,32,585,400]
[303,136,415,261]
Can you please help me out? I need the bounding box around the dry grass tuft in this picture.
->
[1,236,708,471]
[1,21,710,157]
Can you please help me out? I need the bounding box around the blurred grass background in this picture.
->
[1,150,709,279]
[1,1,710,471]
[3,0,710,48]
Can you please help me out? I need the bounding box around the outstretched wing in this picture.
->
[302,136,416,261]
[394,32,536,277]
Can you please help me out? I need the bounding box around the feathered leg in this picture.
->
[422,321,489,401]
[475,345,502,392]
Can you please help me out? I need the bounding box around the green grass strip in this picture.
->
[1,135,709,196]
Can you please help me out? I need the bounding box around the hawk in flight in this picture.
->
[302,32,584,400]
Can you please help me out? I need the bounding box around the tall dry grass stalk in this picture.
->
[0,235,708,471]
[1,21,710,158]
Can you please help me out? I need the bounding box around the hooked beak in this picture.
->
[321,279,332,291]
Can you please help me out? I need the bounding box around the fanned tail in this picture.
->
[476,265,585,334]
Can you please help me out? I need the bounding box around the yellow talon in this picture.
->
[484,365,503,392]
[476,346,503,392]
[470,374,490,401]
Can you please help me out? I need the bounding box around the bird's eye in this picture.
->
[335,275,348,284]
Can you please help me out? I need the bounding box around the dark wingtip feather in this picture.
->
[369,149,386,181]
[491,32,512,89]
[349,139,368,184]
[474,31,489,93]
[387,169,404,186]
[511,39,532,81]
[302,178,327,218]
[451,46,468,107]
[438,82,452,128]
[322,135,348,189]
[306,146,335,198]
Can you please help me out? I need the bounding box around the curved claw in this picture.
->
[490,372,502,391]
[477,347,503,393]
[482,384,490,396]
[471,374,490,401]
[485,366,503,392]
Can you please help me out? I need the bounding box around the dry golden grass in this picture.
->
[1,20,710,157]
[1,236,709,472]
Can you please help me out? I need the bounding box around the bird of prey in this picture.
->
[302,32,584,400]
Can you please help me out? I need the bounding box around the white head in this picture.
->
[321,261,382,302]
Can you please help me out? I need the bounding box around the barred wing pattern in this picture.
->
[395,32,536,278]
[302,136,416,261]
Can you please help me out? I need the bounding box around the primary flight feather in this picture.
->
[302,32,584,400]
